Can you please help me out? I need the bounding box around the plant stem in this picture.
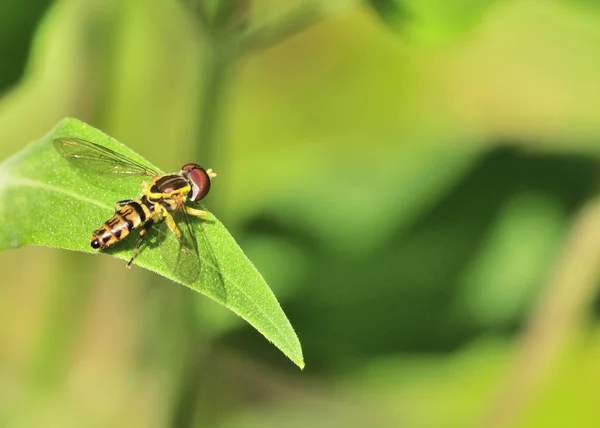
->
[170,2,331,425]
[479,196,600,428]
[170,7,239,428]
[28,253,94,390]
[195,35,237,167]
[242,3,325,53]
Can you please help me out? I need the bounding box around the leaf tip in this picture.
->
[288,349,304,370]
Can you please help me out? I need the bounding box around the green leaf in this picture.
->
[0,117,304,369]
[364,0,410,32]
[365,0,498,44]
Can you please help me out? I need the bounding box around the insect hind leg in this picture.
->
[115,199,134,211]
[126,219,154,268]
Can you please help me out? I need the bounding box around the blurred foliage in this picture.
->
[2,0,600,427]
[0,0,53,92]
[229,148,598,373]
[365,0,499,43]
[365,0,410,32]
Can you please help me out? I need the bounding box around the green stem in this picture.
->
[195,35,237,167]
[242,3,325,53]
[170,2,329,425]
[479,196,600,428]
[28,253,94,391]
[169,291,214,428]
[170,9,240,428]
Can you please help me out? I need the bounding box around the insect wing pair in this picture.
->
[54,137,215,283]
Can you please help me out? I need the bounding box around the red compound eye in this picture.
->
[182,163,211,201]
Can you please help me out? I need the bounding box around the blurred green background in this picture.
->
[2,0,600,427]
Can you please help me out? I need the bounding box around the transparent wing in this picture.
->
[158,199,226,300]
[158,198,202,284]
[54,137,159,177]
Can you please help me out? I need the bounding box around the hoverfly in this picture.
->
[53,137,216,274]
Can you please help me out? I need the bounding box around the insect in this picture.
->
[53,137,216,271]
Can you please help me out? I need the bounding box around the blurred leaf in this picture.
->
[457,193,567,327]
[364,0,410,32]
[0,117,303,368]
[248,148,599,373]
[243,2,330,53]
[194,0,251,33]
[350,337,510,428]
[0,0,53,92]
[365,0,497,43]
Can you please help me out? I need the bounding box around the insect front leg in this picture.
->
[163,211,182,238]
[141,181,151,193]
[163,211,197,256]
[126,218,155,268]
[185,207,208,217]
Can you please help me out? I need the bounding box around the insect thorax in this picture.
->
[148,174,191,200]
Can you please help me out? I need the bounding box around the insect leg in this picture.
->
[163,212,182,238]
[163,210,198,256]
[114,199,134,211]
[126,218,155,268]
[185,207,208,217]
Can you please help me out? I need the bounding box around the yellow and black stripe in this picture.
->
[90,174,191,250]
[149,175,191,200]
[53,137,215,268]
[90,198,154,249]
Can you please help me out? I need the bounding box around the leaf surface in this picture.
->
[0,118,304,368]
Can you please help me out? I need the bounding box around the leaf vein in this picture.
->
[0,174,112,210]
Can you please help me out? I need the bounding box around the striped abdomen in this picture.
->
[91,200,152,249]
